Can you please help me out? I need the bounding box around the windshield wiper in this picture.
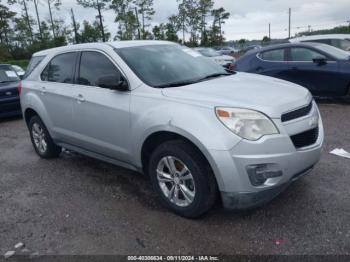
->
[156,72,232,88]
[156,80,198,88]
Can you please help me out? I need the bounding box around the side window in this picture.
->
[41,52,77,83]
[259,49,285,61]
[78,51,122,88]
[290,48,326,62]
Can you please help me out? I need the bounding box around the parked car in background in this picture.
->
[10,65,26,79]
[235,42,350,97]
[0,64,21,118]
[290,34,350,52]
[21,41,323,218]
[194,47,235,70]
[242,45,262,54]
[215,46,238,56]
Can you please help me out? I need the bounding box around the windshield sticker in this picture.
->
[5,71,17,78]
[182,48,202,58]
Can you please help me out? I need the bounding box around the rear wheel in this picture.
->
[29,116,61,158]
[148,140,217,218]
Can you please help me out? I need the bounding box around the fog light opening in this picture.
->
[246,164,283,186]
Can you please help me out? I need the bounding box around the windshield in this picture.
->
[197,48,221,57]
[0,65,20,82]
[116,44,229,88]
[316,44,350,60]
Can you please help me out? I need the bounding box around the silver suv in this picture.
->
[20,41,324,218]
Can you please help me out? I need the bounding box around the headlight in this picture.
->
[215,107,279,140]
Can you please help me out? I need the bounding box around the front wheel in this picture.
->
[29,116,61,159]
[148,140,217,218]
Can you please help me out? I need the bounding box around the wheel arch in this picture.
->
[140,130,225,190]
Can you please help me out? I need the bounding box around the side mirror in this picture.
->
[97,75,129,91]
[313,57,327,65]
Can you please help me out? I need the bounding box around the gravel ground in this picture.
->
[0,103,349,256]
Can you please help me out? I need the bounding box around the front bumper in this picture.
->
[221,166,314,209]
[0,98,21,118]
[208,103,324,210]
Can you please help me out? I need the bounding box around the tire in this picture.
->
[148,140,217,218]
[28,115,61,159]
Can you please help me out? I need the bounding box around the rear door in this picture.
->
[71,50,131,162]
[40,52,78,143]
[286,47,340,96]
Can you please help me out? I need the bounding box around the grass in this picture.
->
[1,59,30,69]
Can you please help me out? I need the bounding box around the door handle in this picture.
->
[76,94,85,103]
[291,67,298,71]
[40,87,46,95]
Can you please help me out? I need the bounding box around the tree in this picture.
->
[111,0,139,40]
[165,15,180,42]
[152,23,165,40]
[211,7,230,45]
[238,38,246,49]
[8,0,34,41]
[0,4,16,47]
[198,0,213,45]
[134,0,154,39]
[80,20,110,43]
[76,0,111,42]
[261,36,270,46]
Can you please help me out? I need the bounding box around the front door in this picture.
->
[71,51,131,162]
[286,47,339,96]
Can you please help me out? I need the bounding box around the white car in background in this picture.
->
[290,34,350,52]
[11,65,26,79]
[194,47,235,70]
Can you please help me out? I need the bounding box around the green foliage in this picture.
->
[80,20,110,42]
[134,0,155,39]
[0,59,29,69]
[296,26,350,37]
[261,36,271,46]
[0,0,233,59]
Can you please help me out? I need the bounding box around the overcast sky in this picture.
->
[7,0,350,41]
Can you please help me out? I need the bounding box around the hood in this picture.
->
[161,72,311,118]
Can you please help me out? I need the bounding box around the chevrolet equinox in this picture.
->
[20,41,324,218]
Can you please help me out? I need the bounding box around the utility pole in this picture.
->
[288,8,291,39]
[134,7,141,40]
[71,8,79,44]
[269,23,271,39]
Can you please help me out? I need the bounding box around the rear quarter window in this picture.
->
[24,55,46,78]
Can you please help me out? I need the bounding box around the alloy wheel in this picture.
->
[156,156,196,207]
[32,123,47,154]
